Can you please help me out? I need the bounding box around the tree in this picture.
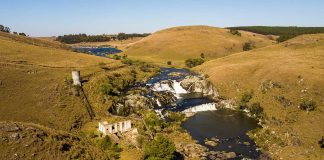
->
[117,33,127,41]
[4,27,10,33]
[13,32,18,35]
[144,136,176,160]
[19,33,26,36]
[243,42,253,51]
[185,58,205,68]
[167,61,172,65]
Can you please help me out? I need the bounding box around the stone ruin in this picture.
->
[98,120,132,135]
[72,71,81,86]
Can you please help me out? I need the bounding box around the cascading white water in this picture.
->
[156,99,162,107]
[151,80,187,95]
[182,103,217,113]
[152,82,173,92]
[172,80,187,94]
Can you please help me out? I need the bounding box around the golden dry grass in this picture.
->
[194,34,324,159]
[124,25,276,67]
[0,32,122,131]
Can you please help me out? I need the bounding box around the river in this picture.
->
[147,68,261,159]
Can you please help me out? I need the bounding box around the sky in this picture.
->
[1,0,324,37]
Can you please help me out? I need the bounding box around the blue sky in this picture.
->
[1,0,323,36]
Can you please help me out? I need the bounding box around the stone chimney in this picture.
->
[72,71,81,86]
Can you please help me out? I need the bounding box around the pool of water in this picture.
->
[182,110,261,158]
[72,47,122,57]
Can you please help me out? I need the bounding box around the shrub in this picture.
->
[229,29,241,36]
[112,55,121,60]
[144,111,167,133]
[239,90,253,109]
[168,112,185,122]
[243,42,253,51]
[319,137,324,148]
[144,136,176,160]
[185,58,204,68]
[250,103,264,118]
[299,99,317,111]
[97,136,122,159]
[167,61,172,65]
[200,53,205,59]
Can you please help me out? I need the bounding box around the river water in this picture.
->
[148,68,261,159]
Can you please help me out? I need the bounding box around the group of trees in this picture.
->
[0,24,10,33]
[56,34,111,44]
[56,33,150,44]
[116,33,150,41]
[0,24,27,36]
[227,26,324,42]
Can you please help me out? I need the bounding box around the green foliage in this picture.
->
[228,26,324,42]
[56,33,111,44]
[243,42,253,51]
[97,136,122,159]
[167,61,172,65]
[167,112,185,122]
[101,73,136,96]
[229,29,241,36]
[250,102,264,118]
[185,58,205,68]
[117,32,150,41]
[144,111,168,133]
[144,136,176,160]
[299,99,317,111]
[239,90,253,109]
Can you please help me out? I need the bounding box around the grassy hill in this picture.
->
[228,26,324,42]
[124,25,276,67]
[0,32,162,159]
[0,32,123,131]
[194,34,324,159]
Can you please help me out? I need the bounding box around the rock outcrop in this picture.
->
[180,76,219,99]
[110,94,152,116]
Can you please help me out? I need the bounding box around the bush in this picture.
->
[144,136,176,160]
[243,42,253,51]
[200,53,205,59]
[299,99,317,111]
[167,61,172,65]
[229,29,241,36]
[239,90,253,109]
[98,136,122,159]
[168,112,185,122]
[250,103,264,118]
[185,58,204,68]
[144,111,168,133]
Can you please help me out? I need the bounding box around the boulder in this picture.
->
[180,76,219,99]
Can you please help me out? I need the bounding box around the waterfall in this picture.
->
[182,103,217,113]
[172,80,187,94]
[151,80,187,95]
[152,82,173,92]
[156,99,162,107]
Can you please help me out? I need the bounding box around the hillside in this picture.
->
[124,25,276,67]
[0,32,122,131]
[0,121,108,159]
[228,26,324,42]
[194,34,324,159]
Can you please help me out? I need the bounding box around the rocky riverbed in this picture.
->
[108,68,262,159]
